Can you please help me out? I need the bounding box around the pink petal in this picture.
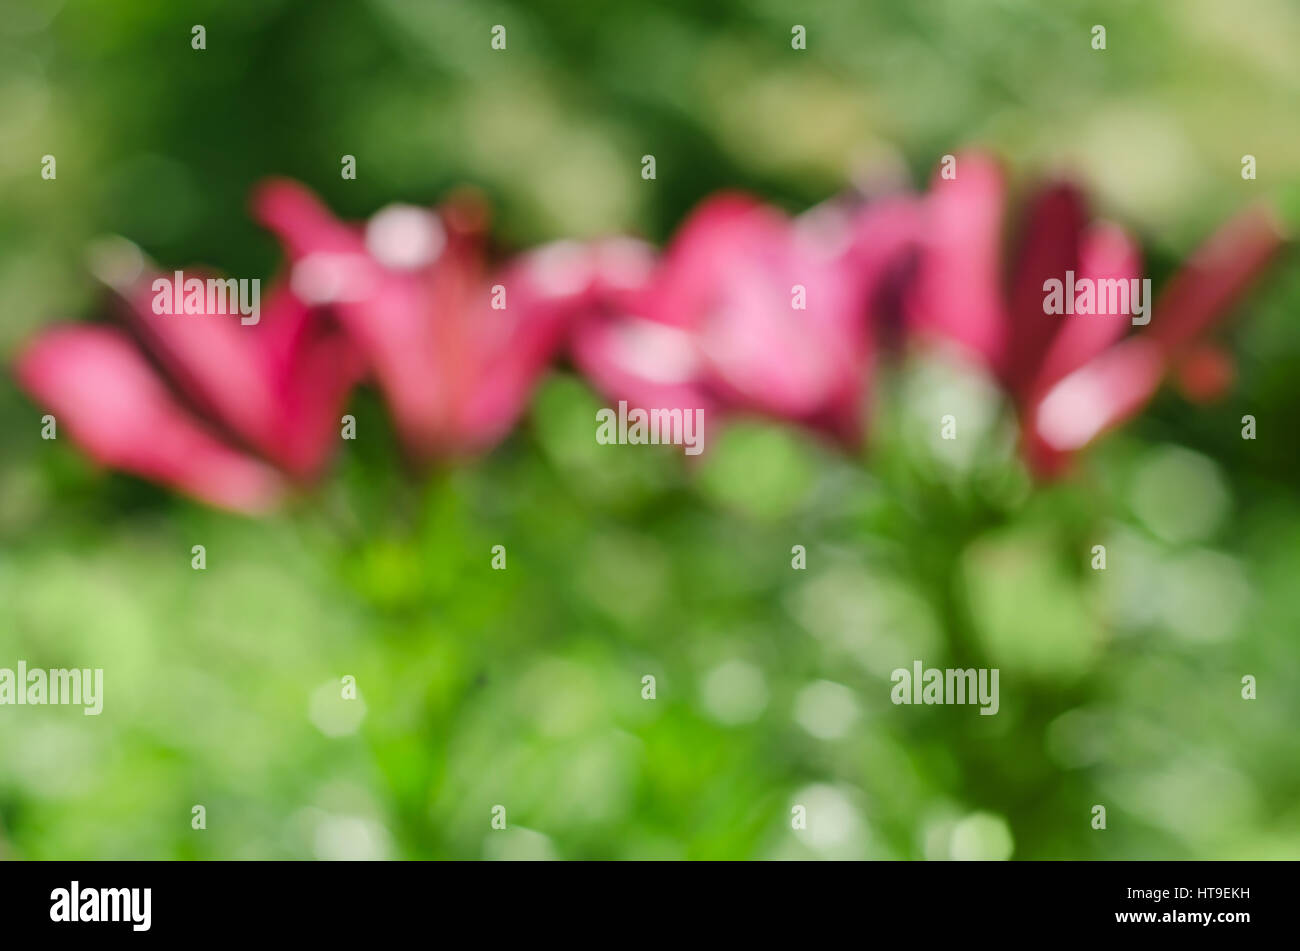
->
[646,194,882,425]
[449,250,613,453]
[1005,183,1087,397]
[692,256,858,418]
[907,152,1009,372]
[251,287,363,477]
[1029,221,1142,398]
[646,192,774,330]
[1024,337,1165,476]
[252,178,369,259]
[255,180,447,457]
[1147,204,1285,357]
[571,314,717,420]
[846,193,923,296]
[113,268,282,459]
[565,234,718,421]
[15,326,285,512]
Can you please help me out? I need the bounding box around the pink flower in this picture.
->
[906,152,1284,475]
[15,260,359,513]
[253,180,588,462]
[570,192,919,447]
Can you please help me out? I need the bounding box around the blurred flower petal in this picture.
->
[573,191,915,447]
[15,325,285,512]
[1005,183,1088,396]
[258,180,581,460]
[113,267,282,459]
[1147,204,1285,357]
[1030,221,1142,398]
[908,153,1008,371]
[1027,338,1164,474]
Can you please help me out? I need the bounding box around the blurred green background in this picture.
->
[2,0,1298,859]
